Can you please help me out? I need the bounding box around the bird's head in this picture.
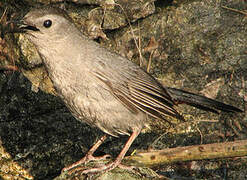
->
[18,7,76,45]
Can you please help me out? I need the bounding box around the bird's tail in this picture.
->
[165,87,243,113]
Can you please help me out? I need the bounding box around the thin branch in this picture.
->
[125,140,247,167]
[221,6,247,16]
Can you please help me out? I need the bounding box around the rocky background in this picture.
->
[0,0,246,179]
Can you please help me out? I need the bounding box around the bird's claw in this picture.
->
[62,154,111,173]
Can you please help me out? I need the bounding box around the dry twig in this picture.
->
[125,140,247,167]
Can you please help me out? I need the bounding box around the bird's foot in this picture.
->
[62,153,111,172]
[72,160,136,175]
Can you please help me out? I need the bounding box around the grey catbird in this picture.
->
[16,7,242,174]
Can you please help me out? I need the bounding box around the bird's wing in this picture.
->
[93,68,184,122]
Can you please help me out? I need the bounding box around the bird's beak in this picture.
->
[16,20,40,32]
[1,19,39,39]
[4,19,40,34]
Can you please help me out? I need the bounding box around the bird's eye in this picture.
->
[43,20,52,28]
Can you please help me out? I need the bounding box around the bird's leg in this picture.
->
[62,134,109,172]
[81,130,140,174]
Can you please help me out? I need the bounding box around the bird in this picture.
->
[15,6,242,174]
